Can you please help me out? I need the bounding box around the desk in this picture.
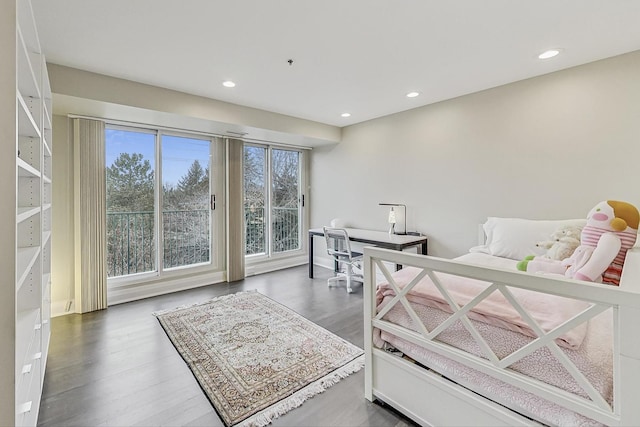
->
[308,228,428,278]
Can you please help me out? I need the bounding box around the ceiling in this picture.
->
[31,1,640,128]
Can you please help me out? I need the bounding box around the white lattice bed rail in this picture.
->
[363,246,640,426]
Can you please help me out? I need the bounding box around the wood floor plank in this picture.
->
[38,266,415,427]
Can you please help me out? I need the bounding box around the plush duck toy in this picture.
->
[518,200,639,285]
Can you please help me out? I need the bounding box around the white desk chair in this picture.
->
[323,227,363,293]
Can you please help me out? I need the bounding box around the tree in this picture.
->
[244,147,266,254]
[106,154,214,277]
[106,152,154,212]
[244,147,265,209]
[163,160,210,267]
[271,149,299,208]
[106,152,155,277]
[177,160,208,194]
[171,160,209,210]
[270,149,300,253]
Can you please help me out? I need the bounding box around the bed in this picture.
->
[363,218,640,426]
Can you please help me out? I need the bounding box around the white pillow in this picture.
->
[470,217,587,261]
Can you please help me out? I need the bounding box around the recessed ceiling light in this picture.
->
[222,80,236,88]
[538,49,561,60]
[341,113,351,118]
[406,92,420,98]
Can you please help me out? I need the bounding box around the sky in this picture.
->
[105,128,211,186]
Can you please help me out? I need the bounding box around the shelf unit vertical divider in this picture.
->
[1,1,52,426]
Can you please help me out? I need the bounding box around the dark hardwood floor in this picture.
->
[38,265,414,427]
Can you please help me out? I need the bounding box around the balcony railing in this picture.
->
[107,211,155,277]
[245,206,300,255]
[163,209,210,269]
[107,206,300,277]
[107,209,210,278]
[245,207,265,255]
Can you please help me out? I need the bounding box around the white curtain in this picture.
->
[226,138,245,281]
[73,118,107,312]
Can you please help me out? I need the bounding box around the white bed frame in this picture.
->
[363,246,640,426]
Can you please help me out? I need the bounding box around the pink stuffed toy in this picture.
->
[519,200,639,285]
[566,200,638,284]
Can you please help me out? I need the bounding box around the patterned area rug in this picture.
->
[154,291,364,427]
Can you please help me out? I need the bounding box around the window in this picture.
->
[271,149,301,253]
[106,128,157,277]
[161,135,211,269]
[244,146,266,255]
[106,126,220,284]
[244,145,304,259]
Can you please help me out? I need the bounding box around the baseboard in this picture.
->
[312,256,335,271]
[67,252,388,309]
[108,271,226,305]
[51,299,75,317]
[313,255,393,283]
[245,254,308,276]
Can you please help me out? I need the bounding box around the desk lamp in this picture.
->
[379,203,406,235]
[388,207,396,234]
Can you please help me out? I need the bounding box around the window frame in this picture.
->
[105,124,224,290]
[244,143,307,264]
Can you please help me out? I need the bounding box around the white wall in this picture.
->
[48,65,342,314]
[310,51,640,260]
[51,115,74,315]
[49,50,640,306]
[48,64,341,147]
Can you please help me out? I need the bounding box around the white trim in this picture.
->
[371,349,541,427]
[364,246,640,426]
[245,255,308,277]
[107,271,225,306]
[314,255,392,283]
[104,124,224,297]
[68,114,312,150]
[313,256,335,271]
[51,300,75,318]
[243,144,307,266]
[106,261,219,289]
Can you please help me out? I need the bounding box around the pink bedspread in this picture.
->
[376,302,612,426]
[376,264,591,349]
[373,253,613,426]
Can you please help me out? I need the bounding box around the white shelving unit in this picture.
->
[1,1,52,426]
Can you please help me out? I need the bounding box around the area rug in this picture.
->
[154,290,364,427]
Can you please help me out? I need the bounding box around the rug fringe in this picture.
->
[236,354,365,427]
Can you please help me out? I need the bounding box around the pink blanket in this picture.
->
[376,266,591,349]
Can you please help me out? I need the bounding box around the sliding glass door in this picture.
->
[271,149,301,253]
[161,135,211,269]
[244,145,303,259]
[106,126,219,283]
[106,128,157,277]
[244,146,267,256]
